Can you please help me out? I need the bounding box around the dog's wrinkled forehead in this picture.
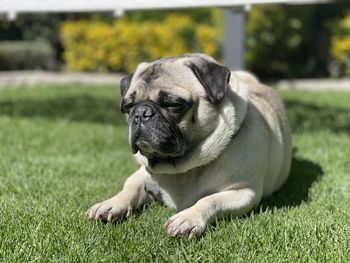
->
[124,56,202,101]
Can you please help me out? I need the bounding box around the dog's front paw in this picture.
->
[86,197,132,222]
[164,209,206,240]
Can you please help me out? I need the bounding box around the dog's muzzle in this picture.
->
[129,102,185,159]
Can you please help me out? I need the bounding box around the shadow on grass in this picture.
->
[0,95,126,125]
[208,155,323,236]
[284,99,350,133]
[259,155,323,210]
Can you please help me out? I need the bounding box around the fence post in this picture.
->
[223,7,246,70]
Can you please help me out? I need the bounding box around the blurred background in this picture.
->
[1,2,350,80]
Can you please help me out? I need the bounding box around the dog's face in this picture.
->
[119,54,231,167]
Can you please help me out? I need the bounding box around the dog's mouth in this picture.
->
[131,137,185,167]
[131,127,186,155]
[147,155,176,167]
[137,145,184,167]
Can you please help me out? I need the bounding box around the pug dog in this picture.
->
[87,53,292,239]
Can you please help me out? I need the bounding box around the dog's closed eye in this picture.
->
[158,91,193,115]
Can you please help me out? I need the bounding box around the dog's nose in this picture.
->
[134,105,155,124]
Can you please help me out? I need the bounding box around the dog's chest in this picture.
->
[149,166,229,211]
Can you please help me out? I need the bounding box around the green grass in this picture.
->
[0,85,349,262]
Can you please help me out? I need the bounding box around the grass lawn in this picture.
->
[0,85,349,262]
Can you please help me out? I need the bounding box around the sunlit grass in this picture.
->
[0,85,349,262]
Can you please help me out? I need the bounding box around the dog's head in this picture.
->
[120,54,231,167]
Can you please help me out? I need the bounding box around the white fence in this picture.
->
[0,0,329,69]
[0,0,328,16]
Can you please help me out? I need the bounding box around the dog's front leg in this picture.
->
[87,166,153,222]
[165,188,261,239]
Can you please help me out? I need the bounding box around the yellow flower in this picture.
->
[60,15,219,73]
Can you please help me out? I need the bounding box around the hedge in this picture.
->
[60,15,219,73]
[331,10,350,76]
[0,40,55,70]
[60,6,347,78]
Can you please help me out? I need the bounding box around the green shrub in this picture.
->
[246,5,316,78]
[330,10,350,76]
[246,4,349,79]
[0,40,55,70]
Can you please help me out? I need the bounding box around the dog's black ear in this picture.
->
[120,73,134,98]
[120,73,134,113]
[187,60,231,105]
